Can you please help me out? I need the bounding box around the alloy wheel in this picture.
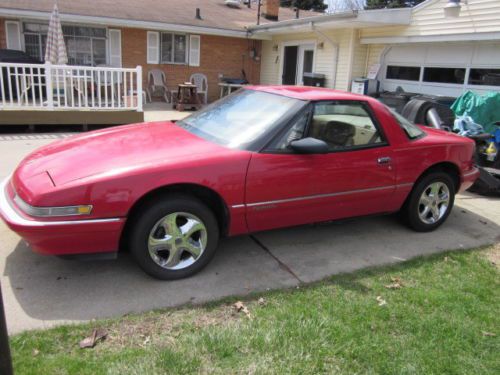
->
[148,212,207,270]
[417,182,450,225]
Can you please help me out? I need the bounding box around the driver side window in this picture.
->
[310,101,384,151]
[269,107,311,151]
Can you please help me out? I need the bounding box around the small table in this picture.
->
[173,83,202,111]
[218,82,247,98]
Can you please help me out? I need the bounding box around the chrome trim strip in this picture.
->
[0,177,122,227]
[463,168,479,177]
[231,183,414,209]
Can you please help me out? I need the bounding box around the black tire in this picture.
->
[129,193,219,280]
[403,172,455,232]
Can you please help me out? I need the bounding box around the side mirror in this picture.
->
[290,137,329,154]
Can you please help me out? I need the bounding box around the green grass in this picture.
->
[11,246,500,375]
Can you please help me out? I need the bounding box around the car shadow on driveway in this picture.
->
[3,205,500,333]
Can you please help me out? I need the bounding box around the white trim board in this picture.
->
[361,32,500,45]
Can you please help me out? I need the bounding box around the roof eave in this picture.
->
[0,7,272,40]
[248,8,411,34]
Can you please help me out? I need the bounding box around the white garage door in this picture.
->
[380,42,500,97]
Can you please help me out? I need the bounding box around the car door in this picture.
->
[245,100,396,233]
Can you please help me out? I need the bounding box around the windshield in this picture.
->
[390,109,426,140]
[176,89,305,149]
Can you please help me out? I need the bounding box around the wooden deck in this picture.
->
[0,108,144,126]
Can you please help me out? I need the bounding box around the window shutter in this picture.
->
[189,35,200,67]
[108,29,122,67]
[5,21,21,51]
[147,31,160,64]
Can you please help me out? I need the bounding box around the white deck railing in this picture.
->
[0,63,143,112]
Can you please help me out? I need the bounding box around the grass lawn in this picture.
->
[11,246,499,375]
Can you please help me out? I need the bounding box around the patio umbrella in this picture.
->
[44,0,67,65]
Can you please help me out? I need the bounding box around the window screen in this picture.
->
[386,66,421,81]
[468,68,500,86]
[423,67,466,84]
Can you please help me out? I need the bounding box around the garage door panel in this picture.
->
[426,44,471,65]
[385,46,425,64]
[380,42,500,97]
[473,43,500,66]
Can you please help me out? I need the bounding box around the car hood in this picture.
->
[16,121,226,186]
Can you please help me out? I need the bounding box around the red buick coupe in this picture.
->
[0,86,479,279]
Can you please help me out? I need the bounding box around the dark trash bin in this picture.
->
[303,72,325,87]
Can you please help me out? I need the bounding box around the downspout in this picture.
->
[311,24,339,89]
[345,28,356,91]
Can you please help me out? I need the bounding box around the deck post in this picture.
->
[44,62,54,110]
[136,65,143,112]
[0,282,13,375]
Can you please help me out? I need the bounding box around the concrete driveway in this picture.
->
[1,134,499,334]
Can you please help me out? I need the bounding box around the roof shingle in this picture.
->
[0,0,321,31]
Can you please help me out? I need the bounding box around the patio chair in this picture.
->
[190,73,208,104]
[147,69,170,103]
[16,73,34,105]
[94,68,121,106]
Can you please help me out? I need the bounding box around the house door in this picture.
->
[282,46,298,85]
[282,44,315,85]
[297,44,315,85]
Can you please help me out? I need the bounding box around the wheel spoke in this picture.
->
[183,240,203,259]
[420,205,431,219]
[430,206,440,222]
[164,246,183,268]
[437,193,449,205]
[148,235,173,253]
[430,183,441,197]
[161,213,182,237]
[180,218,204,239]
[419,195,431,207]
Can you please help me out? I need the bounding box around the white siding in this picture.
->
[361,0,500,40]
[260,29,354,91]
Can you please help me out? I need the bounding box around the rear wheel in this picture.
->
[129,194,219,280]
[403,172,455,232]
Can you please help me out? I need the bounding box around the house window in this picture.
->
[22,22,107,66]
[468,68,500,86]
[63,25,107,66]
[386,65,421,81]
[423,67,466,84]
[160,33,187,64]
[23,23,49,61]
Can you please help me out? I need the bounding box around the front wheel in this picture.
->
[129,194,219,280]
[403,172,455,232]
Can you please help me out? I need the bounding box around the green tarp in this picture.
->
[451,91,500,134]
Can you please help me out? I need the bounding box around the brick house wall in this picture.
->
[0,18,6,49]
[121,28,261,103]
[0,20,261,102]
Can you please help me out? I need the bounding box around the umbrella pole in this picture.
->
[0,281,13,375]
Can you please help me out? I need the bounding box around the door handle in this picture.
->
[377,156,392,165]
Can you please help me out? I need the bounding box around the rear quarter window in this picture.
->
[390,109,426,140]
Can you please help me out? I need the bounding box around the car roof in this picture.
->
[245,85,374,102]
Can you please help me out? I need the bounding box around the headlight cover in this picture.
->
[13,194,92,217]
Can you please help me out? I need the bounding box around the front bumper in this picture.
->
[0,177,125,255]
[459,167,480,193]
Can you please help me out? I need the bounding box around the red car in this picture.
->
[0,86,479,279]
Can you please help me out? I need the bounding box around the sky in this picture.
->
[324,0,366,13]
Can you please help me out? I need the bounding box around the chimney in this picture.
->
[262,0,279,21]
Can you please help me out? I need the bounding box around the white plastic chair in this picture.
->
[148,69,170,103]
[190,73,208,104]
[17,73,33,105]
